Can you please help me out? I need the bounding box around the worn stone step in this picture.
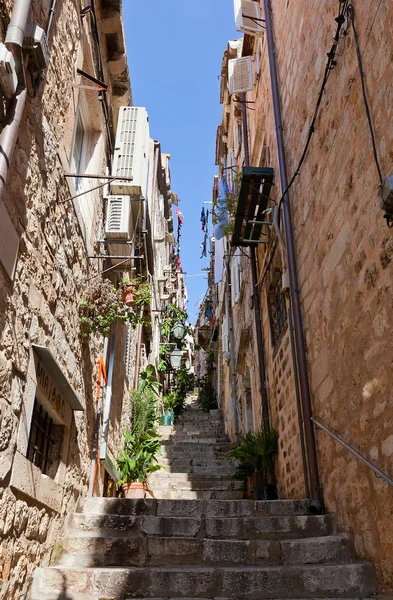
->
[66,514,336,540]
[59,534,350,568]
[151,490,246,500]
[31,562,377,599]
[158,458,235,467]
[78,498,312,518]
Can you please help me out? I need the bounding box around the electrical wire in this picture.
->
[347,3,383,186]
[278,0,350,212]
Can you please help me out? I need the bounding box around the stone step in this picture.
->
[79,498,312,518]
[160,437,230,444]
[66,513,336,540]
[158,458,235,467]
[151,490,246,500]
[59,534,350,568]
[31,562,377,599]
[156,461,236,475]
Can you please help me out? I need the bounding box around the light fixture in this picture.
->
[185,359,191,370]
[169,348,183,370]
[172,322,186,340]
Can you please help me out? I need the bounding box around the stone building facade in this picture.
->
[0,0,182,597]
[207,0,393,592]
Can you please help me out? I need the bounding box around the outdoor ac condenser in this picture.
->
[105,195,132,261]
[111,106,150,197]
[234,0,264,36]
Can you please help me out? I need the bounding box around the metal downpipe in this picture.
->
[263,0,322,511]
[0,0,31,202]
[241,93,270,431]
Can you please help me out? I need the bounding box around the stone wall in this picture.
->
[0,0,132,597]
[246,0,393,591]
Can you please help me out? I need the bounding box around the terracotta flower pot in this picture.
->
[122,286,136,307]
[122,482,145,499]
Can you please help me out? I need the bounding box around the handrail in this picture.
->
[311,417,393,488]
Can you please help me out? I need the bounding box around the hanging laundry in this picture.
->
[200,233,207,258]
[176,208,184,226]
[205,305,213,319]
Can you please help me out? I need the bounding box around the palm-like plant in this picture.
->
[226,429,278,486]
[116,428,163,486]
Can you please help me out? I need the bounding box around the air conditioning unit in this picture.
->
[23,23,50,70]
[111,106,150,197]
[0,43,17,98]
[234,0,264,36]
[105,196,132,261]
[228,56,254,95]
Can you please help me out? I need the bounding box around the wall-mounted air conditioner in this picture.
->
[111,106,150,197]
[228,56,254,95]
[105,195,132,261]
[0,43,17,98]
[234,0,264,36]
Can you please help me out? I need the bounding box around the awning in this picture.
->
[231,167,275,247]
[32,345,84,411]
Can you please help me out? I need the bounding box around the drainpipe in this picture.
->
[0,0,31,201]
[241,93,270,431]
[263,0,322,512]
[224,285,239,439]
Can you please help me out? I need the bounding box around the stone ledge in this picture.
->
[10,451,63,513]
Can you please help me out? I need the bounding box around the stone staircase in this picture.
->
[31,403,378,600]
[148,405,243,500]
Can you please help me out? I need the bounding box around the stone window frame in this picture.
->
[10,351,74,513]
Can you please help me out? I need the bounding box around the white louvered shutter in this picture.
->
[228,57,254,95]
[231,252,241,306]
[111,107,150,197]
[234,0,264,36]
[222,314,229,355]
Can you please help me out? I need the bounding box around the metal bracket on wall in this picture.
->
[74,68,107,92]
[60,174,134,205]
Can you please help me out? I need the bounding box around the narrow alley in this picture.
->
[0,0,392,598]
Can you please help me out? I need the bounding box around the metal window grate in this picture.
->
[26,400,54,475]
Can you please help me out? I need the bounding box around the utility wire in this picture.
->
[348,3,383,186]
[278,0,350,211]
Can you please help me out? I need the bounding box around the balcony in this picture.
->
[231,167,274,247]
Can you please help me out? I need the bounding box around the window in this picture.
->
[71,112,86,192]
[268,270,287,348]
[26,399,64,478]
[26,400,54,475]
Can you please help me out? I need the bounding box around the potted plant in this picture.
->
[225,429,279,500]
[162,393,177,425]
[116,429,163,498]
[196,374,218,413]
[120,275,151,308]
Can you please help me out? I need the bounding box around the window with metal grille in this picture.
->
[268,270,287,348]
[26,400,55,475]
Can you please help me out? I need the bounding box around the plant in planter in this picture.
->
[162,393,177,425]
[120,275,151,308]
[116,428,163,498]
[225,429,279,500]
[214,171,242,238]
[79,278,147,337]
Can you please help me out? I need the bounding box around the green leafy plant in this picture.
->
[120,275,152,307]
[130,387,159,439]
[225,429,278,486]
[138,364,161,396]
[214,172,242,238]
[116,428,163,485]
[79,278,146,337]
[196,374,218,412]
[163,393,178,412]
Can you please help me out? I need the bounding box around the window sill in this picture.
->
[10,451,63,513]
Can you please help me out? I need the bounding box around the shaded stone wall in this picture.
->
[245,0,393,591]
[0,0,132,597]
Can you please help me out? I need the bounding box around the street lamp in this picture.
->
[185,359,191,370]
[172,322,186,340]
[169,348,183,370]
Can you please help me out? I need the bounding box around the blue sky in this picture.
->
[123,0,238,323]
